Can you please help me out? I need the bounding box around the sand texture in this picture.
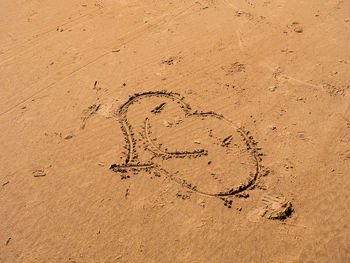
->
[1,0,350,262]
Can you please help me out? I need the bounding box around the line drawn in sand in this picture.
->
[109,91,293,218]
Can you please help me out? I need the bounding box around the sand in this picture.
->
[1,0,350,262]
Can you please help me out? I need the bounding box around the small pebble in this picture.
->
[267,125,277,130]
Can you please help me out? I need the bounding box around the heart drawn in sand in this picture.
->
[110,91,263,198]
